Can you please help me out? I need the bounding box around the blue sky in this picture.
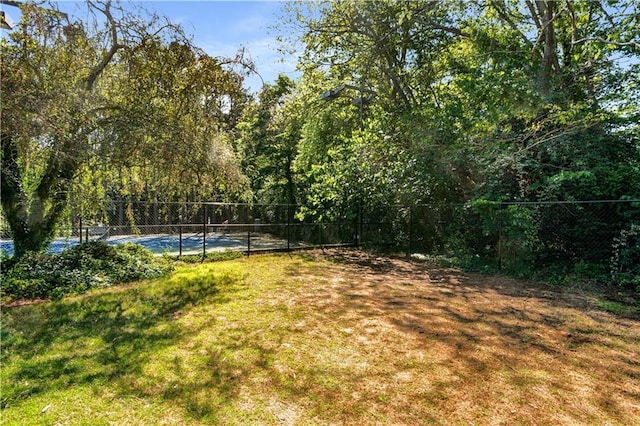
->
[1,0,300,93]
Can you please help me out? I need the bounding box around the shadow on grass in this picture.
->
[0,269,242,415]
[3,251,639,424]
[326,248,640,318]
[284,249,640,423]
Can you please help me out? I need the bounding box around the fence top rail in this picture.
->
[104,201,300,208]
[497,199,640,206]
[93,199,640,208]
[367,199,640,208]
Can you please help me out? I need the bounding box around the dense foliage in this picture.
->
[1,242,173,300]
[1,0,639,291]
[271,0,639,287]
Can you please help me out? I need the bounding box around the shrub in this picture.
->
[1,242,173,301]
[611,224,640,291]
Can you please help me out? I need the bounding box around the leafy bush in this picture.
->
[1,242,173,300]
[611,224,640,291]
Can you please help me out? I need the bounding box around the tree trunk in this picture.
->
[1,132,75,259]
[536,0,561,98]
[1,132,31,257]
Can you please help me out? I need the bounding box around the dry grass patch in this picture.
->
[1,249,639,425]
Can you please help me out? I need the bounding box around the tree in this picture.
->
[1,1,149,257]
[235,75,299,205]
[0,0,248,258]
[465,0,640,202]
[278,0,639,272]
[287,0,639,204]
[287,0,476,212]
[96,39,250,204]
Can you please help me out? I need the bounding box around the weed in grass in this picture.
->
[595,300,633,315]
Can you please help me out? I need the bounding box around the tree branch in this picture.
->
[85,0,124,91]
[490,0,532,46]
[525,0,542,30]
[572,37,640,49]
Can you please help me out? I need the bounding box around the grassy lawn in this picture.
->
[1,250,639,425]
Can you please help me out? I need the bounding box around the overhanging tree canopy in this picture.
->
[0,0,248,258]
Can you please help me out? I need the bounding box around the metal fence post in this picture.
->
[79,217,83,244]
[179,214,183,257]
[358,198,362,247]
[354,201,359,247]
[408,205,413,256]
[287,204,291,252]
[498,203,504,272]
[247,227,251,256]
[202,204,207,259]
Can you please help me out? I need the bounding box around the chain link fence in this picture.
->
[2,200,638,283]
[361,200,640,282]
[68,201,356,255]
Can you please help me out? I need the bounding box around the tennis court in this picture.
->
[0,232,247,256]
[0,228,330,257]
